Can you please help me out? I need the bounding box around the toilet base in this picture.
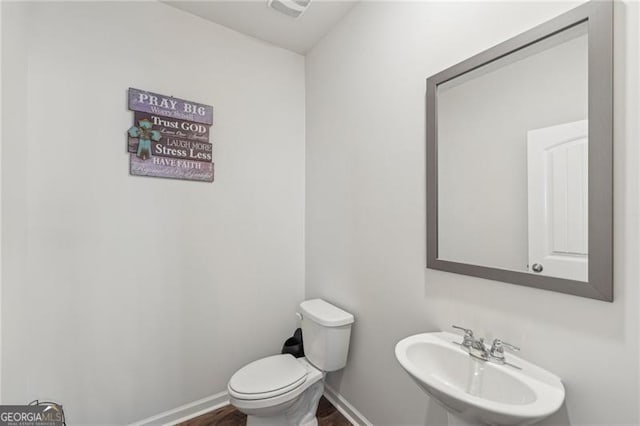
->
[246,416,318,426]
[245,380,324,426]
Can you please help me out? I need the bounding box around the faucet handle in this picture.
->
[452,325,474,347]
[452,325,473,335]
[498,339,520,352]
[489,339,520,362]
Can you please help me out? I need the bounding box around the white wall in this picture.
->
[306,1,639,425]
[0,0,5,404]
[1,2,305,424]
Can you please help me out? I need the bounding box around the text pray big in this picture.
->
[137,93,207,116]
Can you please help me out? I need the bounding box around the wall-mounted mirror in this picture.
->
[426,1,613,301]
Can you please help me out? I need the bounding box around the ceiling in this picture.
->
[164,0,359,54]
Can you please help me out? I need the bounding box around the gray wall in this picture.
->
[1,2,305,423]
[306,1,639,425]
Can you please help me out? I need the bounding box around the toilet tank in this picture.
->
[300,299,354,372]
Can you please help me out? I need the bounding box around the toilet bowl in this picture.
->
[228,356,324,426]
[227,299,354,426]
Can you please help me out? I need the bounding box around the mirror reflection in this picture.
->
[436,22,588,281]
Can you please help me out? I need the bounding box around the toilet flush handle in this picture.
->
[295,312,303,321]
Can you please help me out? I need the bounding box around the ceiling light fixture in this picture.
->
[267,0,311,19]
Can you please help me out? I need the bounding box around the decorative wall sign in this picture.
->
[127,88,214,182]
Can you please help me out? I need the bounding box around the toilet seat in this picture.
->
[229,357,324,416]
[229,354,308,400]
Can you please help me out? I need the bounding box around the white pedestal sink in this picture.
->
[395,332,565,426]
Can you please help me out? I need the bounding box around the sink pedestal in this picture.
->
[447,412,481,426]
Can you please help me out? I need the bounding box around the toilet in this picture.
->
[227,299,354,426]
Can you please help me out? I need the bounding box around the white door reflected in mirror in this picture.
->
[527,120,588,282]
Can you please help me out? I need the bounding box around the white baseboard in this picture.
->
[129,384,371,426]
[323,383,373,426]
[128,391,229,426]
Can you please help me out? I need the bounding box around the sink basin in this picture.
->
[395,332,565,426]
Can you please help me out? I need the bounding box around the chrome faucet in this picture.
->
[452,325,521,369]
[470,337,490,360]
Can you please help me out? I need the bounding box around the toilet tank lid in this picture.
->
[300,299,354,327]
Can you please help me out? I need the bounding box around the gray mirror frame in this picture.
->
[426,1,613,301]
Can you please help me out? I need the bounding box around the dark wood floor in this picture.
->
[178,396,351,426]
